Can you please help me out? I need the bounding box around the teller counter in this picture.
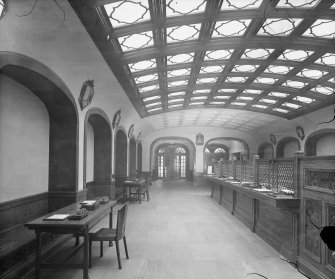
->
[205,175,300,262]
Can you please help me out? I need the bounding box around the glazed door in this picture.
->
[158,154,167,178]
[173,154,186,178]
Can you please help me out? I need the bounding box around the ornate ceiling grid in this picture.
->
[70,0,335,130]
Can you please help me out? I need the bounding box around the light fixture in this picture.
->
[78,80,94,110]
[128,124,134,138]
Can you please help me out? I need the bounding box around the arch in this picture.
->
[257,142,274,159]
[83,108,112,188]
[137,142,143,174]
[129,137,137,178]
[0,52,79,210]
[204,143,229,173]
[114,128,128,198]
[150,137,196,180]
[204,137,250,159]
[276,136,300,158]
[305,128,335,156]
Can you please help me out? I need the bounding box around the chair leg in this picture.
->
[89,239,92,268]
[115,240,122,269]
[100,241,103,257]
[123,236,129,259]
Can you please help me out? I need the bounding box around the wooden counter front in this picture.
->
[205,175,300,261]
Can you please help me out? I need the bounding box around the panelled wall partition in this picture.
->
[114,128,128,199]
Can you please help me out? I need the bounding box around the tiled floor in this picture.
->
[40,179,305,279]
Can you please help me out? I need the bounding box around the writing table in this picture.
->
[123,179,150,204]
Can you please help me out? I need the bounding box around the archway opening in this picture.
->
[115,129,128,199]
[258,142,274,159]
[276,137,300,158]
[305,129,335,156]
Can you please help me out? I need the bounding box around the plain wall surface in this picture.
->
[0,75,49,202]
[86,122,94,182]
[316,134,335,156]
[283,140,300,158]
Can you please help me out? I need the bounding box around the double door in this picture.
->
[158,152,186,179]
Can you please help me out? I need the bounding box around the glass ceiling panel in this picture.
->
[204,49,233,60]
[278,49,314,61]
[282,102,301,109]
[268,92,289,98]
[210,101,226,105]
[296,69,328,79]
[134,73,158,84]
[147,107,162,113]
[167,53,194,65]
[237,96,253,101]
[260,99,276,104]
[310,86,334,95]
[273,108,289,113]
[221,0,262,10]
[226,76,248,83]
[212,20,251,37]
[241,49,274,59]
[168,91,186,97]
[191,96,207,100]
[168,80,189,87]
[264,65,293,74]
[167,68,191,77]
[232,65,258,72]
[303,20,335,39]
[314,53,335,66]
[196,77,218,84]
[104,0,150,28]
[293,96,315,104]
[253,77,278,84]
[145,102,161,107]
[193,89,211,94]
[168,98,184,103]
[143,95,160,102]
[166,24,201,43]
[138,84,159,93]
[242,89,262,94]
[128,59,156,72]
[189,102,205,106]
[200,65,225,73]
[118,31,153,52]
[276,0,320,8]
[214,96,231,99]
[252,104,268,109]
[169,104,183,108]
[258,18,303,36]
[281,80,308,88]
[166,0,206,17]
[231,102,247,106]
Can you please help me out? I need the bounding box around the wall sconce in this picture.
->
[296,125,305,140]
[270,134,276,145]
[128,124,134,138]
[112,109,121,129]
[0,0,7,19]
[78,80,94,110]
[196,133,204,145]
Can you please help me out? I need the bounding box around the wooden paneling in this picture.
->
[86,181,116,200]
[234,192,253,229]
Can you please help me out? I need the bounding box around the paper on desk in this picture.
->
[44,214,69,221]
[80,200,96,205]
[253,188,272,192]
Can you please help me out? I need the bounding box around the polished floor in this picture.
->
[40,179,305,279]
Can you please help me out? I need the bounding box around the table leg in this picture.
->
[109,207,113,247]
[139,185,142,204]
[35,230,41,279]
[83,227,89,279]
[146,186,150,201]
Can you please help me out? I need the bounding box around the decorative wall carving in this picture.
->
[305,169,335,191]
[304,198,321,259]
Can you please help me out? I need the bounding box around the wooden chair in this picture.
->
[89,202,129,269]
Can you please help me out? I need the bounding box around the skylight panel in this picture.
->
[147,107,162,113]
[128,59,156,72]
[296,69,328,79]
[278,49,314,61]
[134,73,158,84]
[276,0,320,8]
[189,102,204,106]
[118,31,153,52]
[303,20,335,39]
[252,104,268,109]
[260,99,277,104]
[293,96,315,104]
[213,20,251,37]
[310,86,334,95]
[168,104,183,109]
[268,92,289,98]
[237,96,253,101]
[166,0,206,17]
[282,80,307,88]
[214,96,230,99]
[167,68,191,77]
[226,77,248,83]
[264,65,293,74]
[145,102,161,107]
[193,89,211,94]
[166,24,201,43]
[231,102,247,106]
[143,95,160,102]
[168,91,186,97]
[139,84,159,93]
[200,66,225,73]
[218,89,237,93]
[241,49,274,59]
[168,98,184,103]
[273,108,289,113]
[104,0,150,28]
[258,18,303,36]
[242,89,262,94]
[196,77,218,84]
[191,96,207,100]
[282,102,301,109]
[167,53,194,65]
[204,49,233,60]
[221,0,262,10]
[314,53,335,66]
[232,65,258,73]
[168,80,188,87]
[210,101,226,105]
[254,77,278,84]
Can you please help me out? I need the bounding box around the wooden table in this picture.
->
[25,200,117,279]
[123,179,150,204]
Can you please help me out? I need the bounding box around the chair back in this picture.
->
[116,202,129,240]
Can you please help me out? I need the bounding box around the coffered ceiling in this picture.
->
[69,0,335,130]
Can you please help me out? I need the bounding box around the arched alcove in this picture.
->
[305,129,335,156]
[137,142,143,175]
[258,142,274,159]
[114,127,128,198]
[276,137,300,158]
[84,108,112,198]
[129,137,137,179]
[204,144,229,173]
[150,137,195,180]
[0,52,79,211]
